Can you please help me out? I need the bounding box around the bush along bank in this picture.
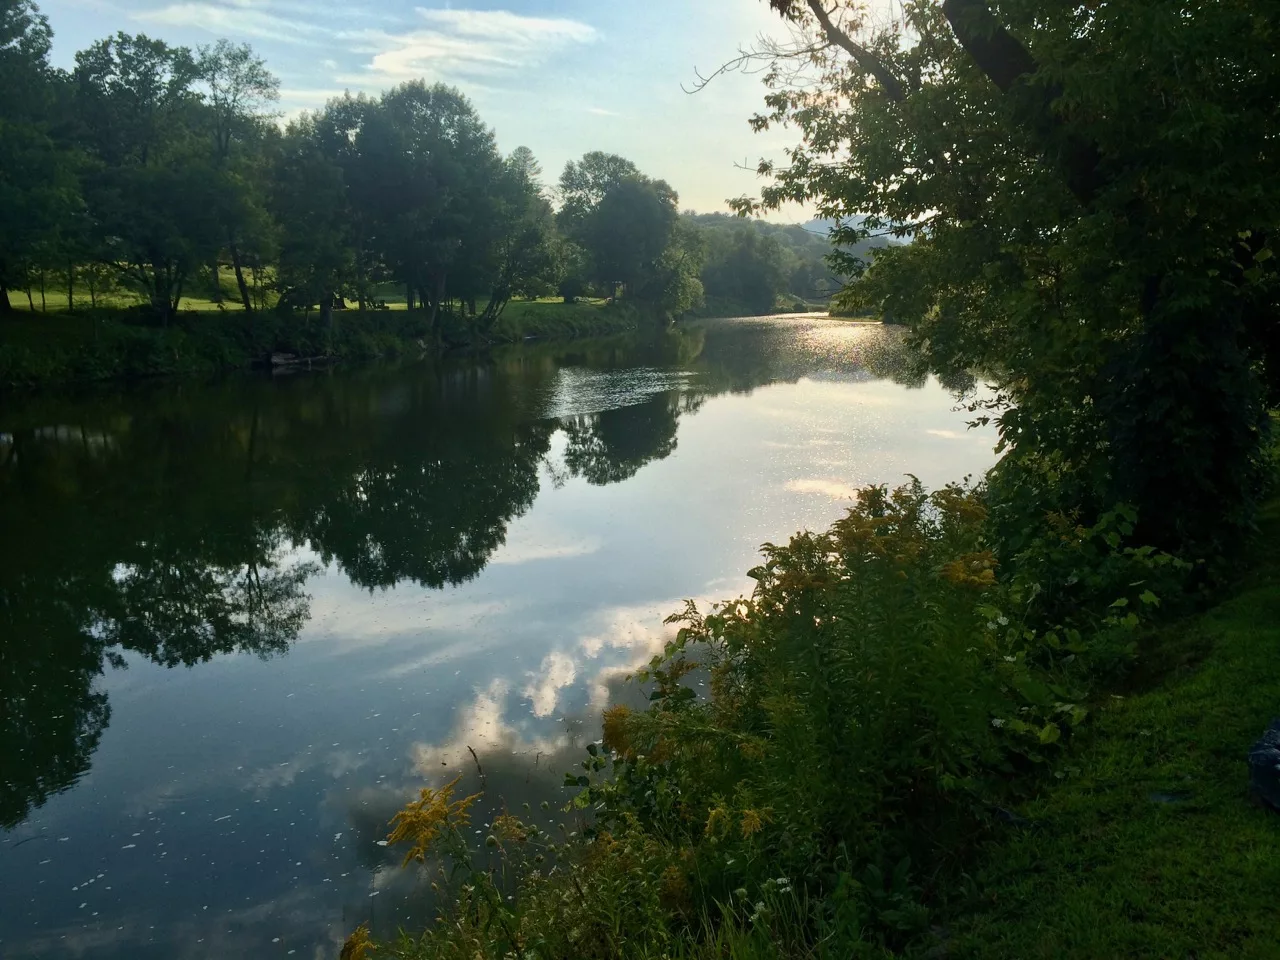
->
[341,471,1280,960]
[0,301,647,390]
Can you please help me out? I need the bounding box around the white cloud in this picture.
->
[136,2,326,44]
[339,8,598,86]
[410,678,569,775]
[523,651,578,718]
[586,106,620,117]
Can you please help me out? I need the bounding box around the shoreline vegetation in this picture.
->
[7,0,1279,955]
[0,297,841,391]
[355,463,1280,960]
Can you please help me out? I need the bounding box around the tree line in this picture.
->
[0,1,850,332]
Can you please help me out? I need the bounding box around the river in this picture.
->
[0,315,996,958]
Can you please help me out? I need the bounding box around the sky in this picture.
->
[38,0,816,219]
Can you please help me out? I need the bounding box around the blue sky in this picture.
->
[40,0,812,218]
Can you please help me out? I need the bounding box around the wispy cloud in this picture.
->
[135,1,326,44]
[586,106,620,117]
[339,8,598,86]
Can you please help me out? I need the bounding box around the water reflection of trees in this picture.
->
[561,392,693,486]
[0,318,933,828]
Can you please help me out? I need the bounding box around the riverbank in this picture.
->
[945,490,1280,959]
[366,464,1280,959]
[0,300,645,390]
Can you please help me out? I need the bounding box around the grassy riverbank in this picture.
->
[946,492,1280,959]
[360,466,1280,960]
[0,300,642,389]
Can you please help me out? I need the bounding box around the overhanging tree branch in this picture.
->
[803,0,905,102]
[940,0,1104,205]
[939,0,1037,93]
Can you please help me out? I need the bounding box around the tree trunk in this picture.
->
[39,269,46,312]
[229,242,253,313]
[406,285,416,311]
[67,261,75,314]
[428,275,447,334]
[0,280,11,313]
[211,257,222,303]
[320,293,335,343]
[169,273,186,325]
[1103,297,1259,555]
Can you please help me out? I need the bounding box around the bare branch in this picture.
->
[685,33,829,95]
[803,0,905,102]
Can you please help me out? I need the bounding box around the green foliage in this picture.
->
[378,479,1191,958]
[948,496,1280,959]
[740,0,1279,562]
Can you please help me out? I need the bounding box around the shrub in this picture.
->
[374,482,1186,959]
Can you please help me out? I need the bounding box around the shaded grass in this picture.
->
[491,298,637,341]
[945,494,1280,960]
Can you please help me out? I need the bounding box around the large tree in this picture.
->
[74,33,218,323]
[197,38,279,312]
[270,115,354,325]
[355,82,506,330]
[0,0,78,313]
[747,0,1280,558]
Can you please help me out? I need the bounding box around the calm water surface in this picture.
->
[0,316,996,958]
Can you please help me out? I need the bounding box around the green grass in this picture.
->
[6,265,278,314]
[946,494,1280,960]
[491,298,635,340]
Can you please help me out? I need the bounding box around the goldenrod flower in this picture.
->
[705,805,728,837]
[340,923,375,960]
[387,775,481,867]
[602,704,634,757]
[492,814,527,843]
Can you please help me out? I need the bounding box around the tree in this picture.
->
[74,33,216,324]
[355,82,506,331]
[0,0,78,314]
[557,151,641,235]
[701,226,788,314]
[479,148,565,322]
[746,0,1280,558]
[271,116,354,325]
[197,39,279,312]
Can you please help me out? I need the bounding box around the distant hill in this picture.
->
[802,217,903,261]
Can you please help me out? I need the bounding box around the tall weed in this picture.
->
[368,482,1185,959]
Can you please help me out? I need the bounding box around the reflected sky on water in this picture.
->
[0,316,997,959]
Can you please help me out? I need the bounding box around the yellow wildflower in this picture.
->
[658,864,691,910]
[340,923,375,960]
[602,704,634,757]
[386,775,482,867]
[940,551,998,588]
[492,813,527,843]
[741,809,764,837]
[705,805,728,838]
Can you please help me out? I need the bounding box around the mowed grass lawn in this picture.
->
[948,493,1280,959]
